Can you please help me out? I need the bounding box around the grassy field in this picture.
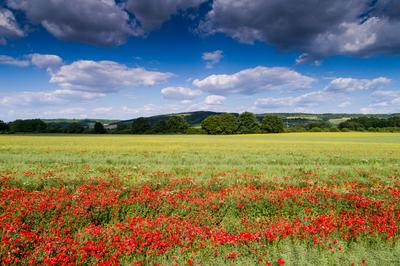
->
[1,133,400,265]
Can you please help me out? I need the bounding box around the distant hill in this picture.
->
[41,112,400,129]
[43,119,119,128]
[115,111,226,128]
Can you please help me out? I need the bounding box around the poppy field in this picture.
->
[1,133,400,265]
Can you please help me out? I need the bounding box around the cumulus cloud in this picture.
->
[0,89,105,106]
[362,90,400,113]
[125,0,206,33]
[255,90,326,110]
[161,86,202,100]
[200,0,400,60]
[202,50,223,68]
[0,7,24,44]
[49,60,173,93]
[325,77,391,92]
[0,53,63,70]
[29,54,63,70]
[193,66,316,95]
[0,55,30,67]
[6,0,134,46]
[204,95,225,105]
[1,58,173,107]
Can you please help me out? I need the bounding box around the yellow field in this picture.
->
[1,132,399,181]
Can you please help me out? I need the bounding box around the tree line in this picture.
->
[0,119,107,134]
[1,114,399,134]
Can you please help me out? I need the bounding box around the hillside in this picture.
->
[115,112,400,128]
[39,112,400,129]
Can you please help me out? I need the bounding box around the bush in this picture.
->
[186,128,206,134]
[309,127,323,132]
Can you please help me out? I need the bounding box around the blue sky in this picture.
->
[0,0,399,121]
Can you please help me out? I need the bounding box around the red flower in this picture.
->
[277,258,285,265]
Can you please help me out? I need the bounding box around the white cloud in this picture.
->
[161,86,202,100]
[204,95,226,105]
[43,107,87,117]
[92,107,113,113]
[325,77,391,92]
[338,101,351,108]
[0,57,174,108]
[255,90,327,109]
[193,66,316,95]
[202,50,223,68]
[29,54,63,70]
[0,8,24,44]
[0,53,63,69]
[361,90,400,113]
[360,107,375,114]
[49,60,173,93]
[0,89,106,106]
[0,55,30,67]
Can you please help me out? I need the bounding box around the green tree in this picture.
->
[201,113,239,135]
[10,119,47,133]
[166,116,189,134]
[131,117,151,134]
[93,122,106,134]
[261,115,284,133]
[237,112,260,134]
[0,120,9,132]
[66,123,84,133]
[153,120,169,134]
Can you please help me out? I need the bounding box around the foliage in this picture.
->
[66,123,85,133]
[165,116,189,134]
[201,113,239,135]
[339,116,400,130]
[131,117,151,134]
[237,112,260,134]
[153,116,189,134]
[0,120,9,132]
[93,122,106,134]
[10,119,47,133]
[261,115,284,133]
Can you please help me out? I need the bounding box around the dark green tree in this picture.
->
[93,122,106,134]
[166,116,189,134]
[261,115,284,133]
[131,117,151,134]
[66,123,85,133]
[237,112,260,134]
[0,120,9,132]
[10,119,47,133]
[153,120,169,134]
[201,113,239,135]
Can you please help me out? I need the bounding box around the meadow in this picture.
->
[1,133,400,265]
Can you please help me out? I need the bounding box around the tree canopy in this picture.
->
[261,115,284,133]
[237,112,260,134]
[131,117,151,134]
[201,113,239,135]
[93,122,106,134]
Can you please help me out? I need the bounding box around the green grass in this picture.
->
[1,132,399,182]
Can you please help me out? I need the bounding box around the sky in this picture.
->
[0,0,399,121]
